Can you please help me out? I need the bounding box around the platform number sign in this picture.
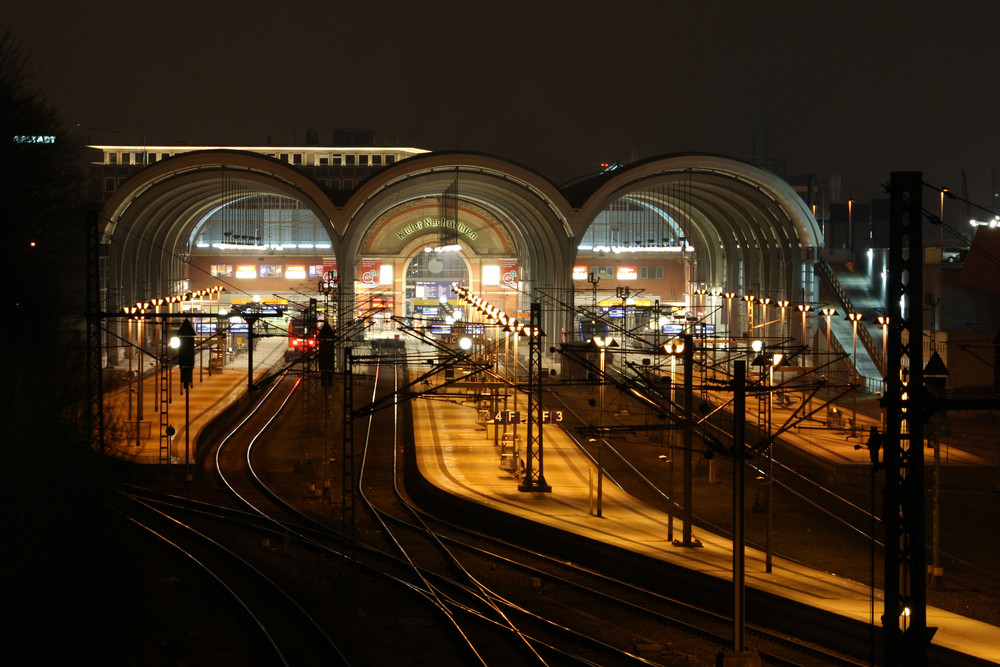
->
[541,410,564,424]
[494,410,563,424]
[494,410,521,424]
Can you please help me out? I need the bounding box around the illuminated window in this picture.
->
[379,263,393,285]
[482,265,501,285]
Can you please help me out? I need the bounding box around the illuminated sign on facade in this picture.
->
[572,266,588,280]
[13,135,56,144]
[285,265,307,279]
[395,217,478,241]
[235,265,257,279]
[616,266,637,280]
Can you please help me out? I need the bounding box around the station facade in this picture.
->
[90,142,821,360]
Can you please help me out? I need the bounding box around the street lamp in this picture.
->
[591,335,618,517]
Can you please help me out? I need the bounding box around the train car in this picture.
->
[285,315,318,361]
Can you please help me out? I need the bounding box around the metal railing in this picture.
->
[813,260,883,376]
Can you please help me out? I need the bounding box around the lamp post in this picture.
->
[662,338,683,541]
[821,307,838,359]
[751,342,779,573]
[877,315,889,434]
[694,288,707,320]
[847,312,864,436]
[758,297,771,341]
[724,292,736,352]
[797,303,812,365]
[663,336,698,546]
[592,335,618,517]
[742,294,755,339]
[877,315,889,381]
[776,300,790,347]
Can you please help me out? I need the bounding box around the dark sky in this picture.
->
[5,1,1000,201]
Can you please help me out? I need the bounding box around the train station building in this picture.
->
[91,137,825,367]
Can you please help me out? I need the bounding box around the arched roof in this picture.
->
[97,147,821,312]
[570,154,821,249]
[568,154,821,294]
[100,150,341,246]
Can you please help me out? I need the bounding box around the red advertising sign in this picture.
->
[499,259,519,289]
[361,258,382,286]
[320,257,338,286]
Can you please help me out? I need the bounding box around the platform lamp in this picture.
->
[742,294,756,338]
[758,297,771,340]
[775,300,791,346]
[751,344,785,574]
[876,315,889,381]
[796,304,812,366]
[503,318,523,445]
[591,335,618,518]
[846,312,864,436]
[662,335,699,547]
[723,292,736,350]
[821,307,838,364]
[660,337,685,541]
[694,288,708,317]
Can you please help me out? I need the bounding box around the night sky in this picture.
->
[4,1,1000,201]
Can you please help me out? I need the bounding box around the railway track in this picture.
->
[113,347,984,665]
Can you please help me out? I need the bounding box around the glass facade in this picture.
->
[191,195,331,251]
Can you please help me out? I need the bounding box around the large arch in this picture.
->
[340,152,576,339]
[100,150,342,309]
[570,154,822,336]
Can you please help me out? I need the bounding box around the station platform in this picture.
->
[411,394,1000,664]
[104,337,287,464]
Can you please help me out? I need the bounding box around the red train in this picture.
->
[285,316,318,361]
